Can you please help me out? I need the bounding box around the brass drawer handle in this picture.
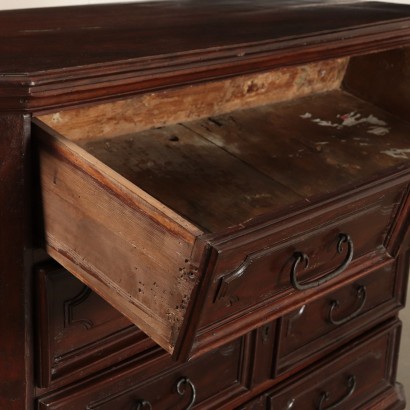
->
[329,285,367,325]
[177,377,197,410]
[291,233,354,291]
[318,375,356,410]
[135,400,152,410]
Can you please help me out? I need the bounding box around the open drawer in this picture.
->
[34,49,410,360]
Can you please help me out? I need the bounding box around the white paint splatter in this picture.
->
[367,126,390,136]
[338,112,387,127]
[312,118,339,128]
[381,148,410,159]
[300,111,390,135]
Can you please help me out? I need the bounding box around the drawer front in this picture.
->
[192,180,407,350]
[275,259,403,375]
[209,183,405,318]
[37,335,252,410]
[268,320,401,410]
[35,121,410,361]
[36,263,156,388]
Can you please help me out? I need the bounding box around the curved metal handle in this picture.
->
[177,377,197,410]
[329,285,367,325]
[318,375,356,410]
[291,233,354,291]
[134,400,152,410]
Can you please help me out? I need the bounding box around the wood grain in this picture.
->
[0,1,410,408]
[35,121,208,355]
[38,58,348,141]
[186,90,410,197]
[80,90,410,232]
[82,124,301,233]
[0,1,409,111]
[343,46,410,121]
[35,80,410,359]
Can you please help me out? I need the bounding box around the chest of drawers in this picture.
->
[0,1,409,409]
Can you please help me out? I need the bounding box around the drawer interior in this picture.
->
[38,49,410,234]
[34,47,410,359]
[79,88,409,233]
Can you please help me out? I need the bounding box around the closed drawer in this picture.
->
[37,335,252,410]
[33,89,410,360]
[36,263,156,388]
[275,259,405,375]
[237,320,402,410]
[266,320,401,410]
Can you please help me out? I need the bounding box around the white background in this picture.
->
[0,0,145,9]
[0,0,409,10]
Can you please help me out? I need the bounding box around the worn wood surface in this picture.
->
[0,114,33,409]
[81,90,410,232]
[35,83,410,361]
[187,90,410,198]
[190,174,408,358]
[35,121,207,355]
[83,124,301,233]
[0,1,409,111]
[0,1,409,408]
[38,58,348,141]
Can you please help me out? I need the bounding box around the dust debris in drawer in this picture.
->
[80,89,410,233]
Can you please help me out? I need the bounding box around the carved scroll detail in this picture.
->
[64,285,94,330]
[215,258,254,304]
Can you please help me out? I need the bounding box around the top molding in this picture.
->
[0,0,409,112]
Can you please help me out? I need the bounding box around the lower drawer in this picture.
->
[36,263,156,388]
[239,319,402,410]
[275,259,404,375]
[37,334,252,409]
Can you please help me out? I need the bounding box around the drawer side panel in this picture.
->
[35,124,205,355]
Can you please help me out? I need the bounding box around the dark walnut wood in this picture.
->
[241,319,403,410]
[0,1,409,111]
[33,58,410,359]
[0,1,409,410]
[275,259,406,376]
[0,114,33,410]
[35,263,156,389]
[37,330,255,409]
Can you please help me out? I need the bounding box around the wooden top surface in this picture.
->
[1,0,409,73]
[1,0,410,111]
